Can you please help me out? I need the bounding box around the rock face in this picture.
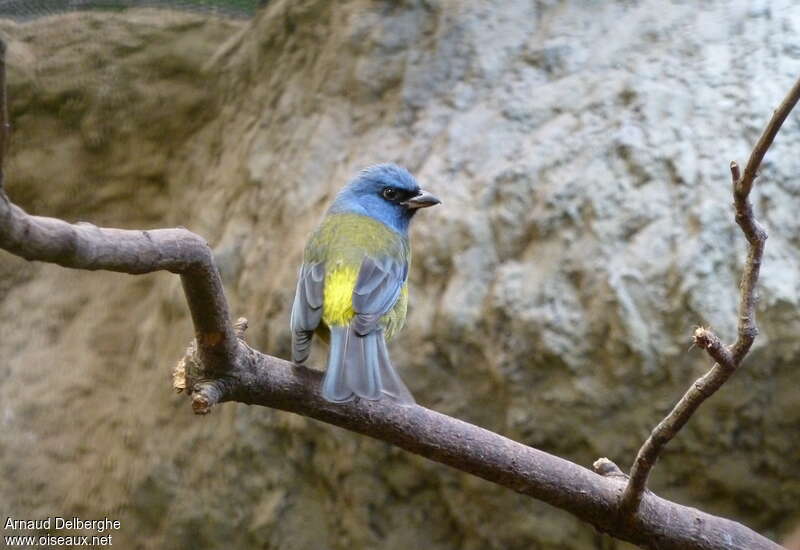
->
[1,1,799,548]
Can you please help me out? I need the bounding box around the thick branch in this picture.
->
[619,75,800,518]
[0,193,239,371]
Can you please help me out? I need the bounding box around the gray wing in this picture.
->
[290,262,325,363]
[321,255,414,404]
[350,256,407,335]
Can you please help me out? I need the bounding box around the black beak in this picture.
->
[402,189,441,209]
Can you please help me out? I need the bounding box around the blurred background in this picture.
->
[0,1,799,548]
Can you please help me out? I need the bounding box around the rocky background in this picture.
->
[1,1,799,548]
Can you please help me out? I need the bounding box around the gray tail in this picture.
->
[321,326,415,405]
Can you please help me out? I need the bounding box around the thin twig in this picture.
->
[739,77,800,198]
[619,328,738,518]
[618,75,800,519]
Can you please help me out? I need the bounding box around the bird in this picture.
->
[290,164,440,405]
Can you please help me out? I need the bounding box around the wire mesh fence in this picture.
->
[0,0,263,20]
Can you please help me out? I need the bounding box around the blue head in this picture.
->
[329,164,440,235]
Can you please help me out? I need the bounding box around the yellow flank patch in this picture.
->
[323,265,359,326]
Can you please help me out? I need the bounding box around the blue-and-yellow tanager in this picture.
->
[290,164,440,404]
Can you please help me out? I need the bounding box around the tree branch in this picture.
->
[169,328,781,550]
[0,197,239,372]
[618,75,800,519]
[0,39,787,550]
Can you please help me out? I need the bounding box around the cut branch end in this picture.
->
[192,381,225,415]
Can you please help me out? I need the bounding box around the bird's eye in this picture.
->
[382,187,398,201]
